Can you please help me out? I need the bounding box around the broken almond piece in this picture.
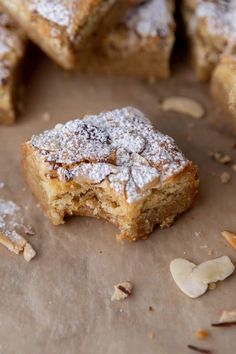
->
[161,97,205,119]
[219,309,236,324]
[23,243,36,262]
[170,259,208,298]
[191,256,235,285]
[111,281,133,301]
[222,231,236,251]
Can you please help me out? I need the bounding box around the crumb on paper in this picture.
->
[208,282,216,290]
[220,172,231,184]
[42,112,51,121]
[209,151,232,164]
[148,331,156,340]
[111,281,133,301]
[207,249,213,256]
[0,182,5,189]
[149,306,154,312]
[222,230,236,251]
[23,243,36,262]
[196,329,209,340]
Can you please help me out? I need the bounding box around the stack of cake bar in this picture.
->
[0,0,176,125]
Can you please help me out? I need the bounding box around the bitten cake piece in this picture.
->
[22,107,199,241]
[0,7,26,124]
[182,0,236,81]
[0,0,139,70]
[211,55,236,134]
[79,0,175,80]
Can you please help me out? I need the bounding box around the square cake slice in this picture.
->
[211,54,236,134]
[79,0,175,80]
[182,0,236,81]
[0,0,139,70]
[0,7,26,124]
[22,107,199,241]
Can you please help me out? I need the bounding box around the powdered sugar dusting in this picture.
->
[31,107,190,204]
[30,0,71,28]
[0,9,25,86]
[197,1,236,40]
[126,0,172,37]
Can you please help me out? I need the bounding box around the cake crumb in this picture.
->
[208,282,217,290]
[111,281,133,301]
[220,172,231,184]
[148,331,156,340]
[42,112,51,121]
[196,329,209,340]
[209,151,232,164]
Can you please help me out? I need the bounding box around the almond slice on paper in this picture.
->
[191,256,235,284]
[219,309,236,323]
[161,97,205,119]
[222,231,236,251]
[170,259,208,298]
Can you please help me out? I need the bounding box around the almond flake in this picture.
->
[161,96,205,119]
[23,243,36,262]
[219,309,236,324]
[191,256,235,284]
[222,231,236,251]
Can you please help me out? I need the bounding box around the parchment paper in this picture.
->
[0,49,236,354]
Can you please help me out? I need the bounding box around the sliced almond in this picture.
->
[222,231,236,251]
[170,259,208,298]
[219,309,236,323]
[161,96,205,119]
[111,281,133,301]
[191,256,235,284]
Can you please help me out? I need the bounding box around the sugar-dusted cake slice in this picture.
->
[0,7,26,124]
[0,0,139,70]
[79,0,175,80]
[22,107,199,241]
[182,0,236,81]
[211,54,236,134]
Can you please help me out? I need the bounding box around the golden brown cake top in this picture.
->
[125,0,173,37]
[28,0,114,41]
[196,0,236,39]
[30,107,190,203]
